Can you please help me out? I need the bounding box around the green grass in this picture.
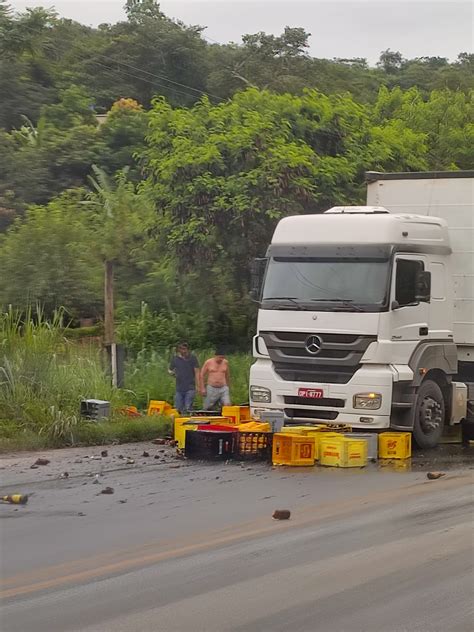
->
[0,416,172,452]
[0,309,253,451]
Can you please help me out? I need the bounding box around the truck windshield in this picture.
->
[262,257,390,310]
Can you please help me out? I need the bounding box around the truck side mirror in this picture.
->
[415,270,431,303]
[250,258,267,302]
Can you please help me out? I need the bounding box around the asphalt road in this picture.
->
[1,441,473,631]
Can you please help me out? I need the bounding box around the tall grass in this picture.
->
[0,308,254,450]
[0,308,124,444]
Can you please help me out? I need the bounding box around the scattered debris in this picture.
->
[169,464,181,469]
[59,472,69,479]
[101,487,114,495]
[2,494,28,505]
[154,455,160,460]
[152,438,166,445]
[74,459,83,464]
[34,458,50,466]
[126,458,135,465]
[30,464,39,469]
[77,512,86,517]
[142,451,150,457]
[427,472,446,480]
[118,455,124,459]
[101,450,108,458]
[118,499,128,504]
[91,456,102,461]
[93,474,100,484]
[272,509,291,520]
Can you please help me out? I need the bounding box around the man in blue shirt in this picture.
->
[168,342,200,414]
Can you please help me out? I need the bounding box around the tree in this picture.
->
[97,98,148,178]
[86,166,154,344]
[377,49,404,73]
[0,191,101,316]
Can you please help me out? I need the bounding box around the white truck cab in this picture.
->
[250,171,474,448]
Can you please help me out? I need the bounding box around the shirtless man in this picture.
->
[201,348,231,409]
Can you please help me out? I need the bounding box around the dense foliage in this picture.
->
[1,0,473,349]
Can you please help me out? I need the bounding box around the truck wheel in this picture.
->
[413,380,445,449]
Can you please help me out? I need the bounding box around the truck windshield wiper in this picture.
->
[309,298,365,312]
[263,297,305,310]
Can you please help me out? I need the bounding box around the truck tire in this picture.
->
[412,379,445,449]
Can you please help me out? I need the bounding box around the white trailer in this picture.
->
[249,171,474,448]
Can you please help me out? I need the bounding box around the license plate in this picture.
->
[298,388,324,399]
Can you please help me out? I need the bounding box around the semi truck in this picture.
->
[249,171,474,448]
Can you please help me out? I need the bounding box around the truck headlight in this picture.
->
[353,393,382,410]
[250,386,271,403]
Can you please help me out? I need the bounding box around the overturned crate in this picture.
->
[185,430,237,460]
[237,432,273,461]
[272,433,316,466]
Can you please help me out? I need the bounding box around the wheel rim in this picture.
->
[419,395,443,435]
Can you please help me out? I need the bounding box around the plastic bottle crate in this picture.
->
[320,435,368,468]
[174,416,234,448]
[272,433,316,466]
[185,430,237,460]
[237,432,273,461]
[147,400,168,416]
[80,399,110,421]
[281,425,322,435]
[378,432,411,459]
[222,405,251,424]
[309,431,343,461]
[345,433,378,461]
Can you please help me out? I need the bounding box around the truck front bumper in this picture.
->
[250,359,394,430]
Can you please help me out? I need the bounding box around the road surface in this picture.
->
[1,441,473,631]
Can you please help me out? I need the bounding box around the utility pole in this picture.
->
[104,260,118,387]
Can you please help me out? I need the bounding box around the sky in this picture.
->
[9,0,473,64]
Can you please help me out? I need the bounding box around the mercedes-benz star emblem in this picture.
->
[305,335,322,355]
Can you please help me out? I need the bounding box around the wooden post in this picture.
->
[104,260,114,346]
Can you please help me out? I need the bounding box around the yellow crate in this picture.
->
[174,416,234,448]
[147,400,169,416]
[174,421,199,449]
[281,425,325,433]
[272,433,316,466]
[309,431,343,461]
[237,421,271,432]
[378,432,411,459]
[222,405,251,424]
[320,435,368,468]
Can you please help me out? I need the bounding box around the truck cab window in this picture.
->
[395,259,424,307]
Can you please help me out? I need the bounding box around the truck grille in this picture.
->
[261,331,376,384]
[284,396,345,407]
[284,409,339,421]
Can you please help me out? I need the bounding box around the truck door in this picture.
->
[391,256,430,341]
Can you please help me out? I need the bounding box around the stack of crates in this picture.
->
[174,416,234,449]
[272,433,316,466]
[221,405,251,425]
[319,435,368,468]
[185,430,237,460]
[378,432,411,459]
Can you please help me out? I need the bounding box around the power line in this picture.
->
[87,58,203,102]
[16,19,226,104]
[91,51,224,102]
